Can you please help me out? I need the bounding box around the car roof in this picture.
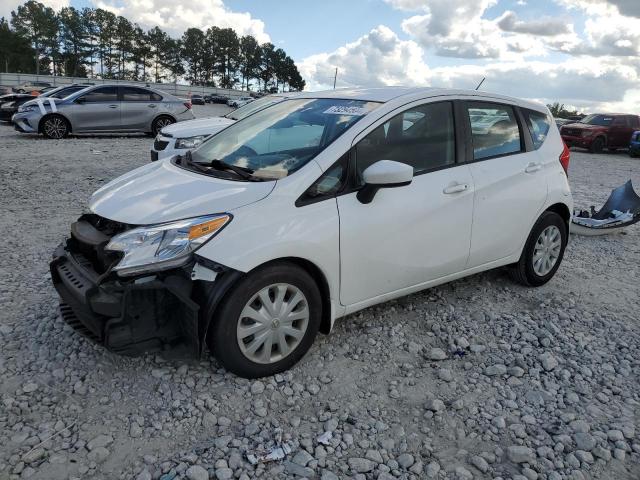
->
[295,86,547,112]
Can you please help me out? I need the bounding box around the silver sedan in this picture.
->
[12,84,195,139]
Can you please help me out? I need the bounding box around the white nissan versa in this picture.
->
[50,87,573,378]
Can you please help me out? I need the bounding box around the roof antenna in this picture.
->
[475,77,486,91]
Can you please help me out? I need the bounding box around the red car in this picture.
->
[560,113,640,153]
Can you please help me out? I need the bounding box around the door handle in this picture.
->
[148,104,157,108]
[443,183,469,194]
[108,104,118,109]
[525,162,542,173]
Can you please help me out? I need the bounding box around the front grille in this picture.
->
[563,128,582,136]
[154,138,169,151]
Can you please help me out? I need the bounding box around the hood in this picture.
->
[563,122,601,130]
[89,159,275,225]
[160,116,235,138]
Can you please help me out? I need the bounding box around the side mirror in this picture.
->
[75,96,85,104]
[357,160,413,204]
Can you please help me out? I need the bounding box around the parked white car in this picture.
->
[228,96,253,108]
[151,93,295,161]
[50,87,572,378]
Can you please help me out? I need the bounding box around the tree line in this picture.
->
[0,0,305,92]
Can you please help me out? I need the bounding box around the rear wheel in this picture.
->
[206,262,322,378]
[151,115,174,136]
[41,115,69,139]
[510,211,567,287]
[589,137,605,153]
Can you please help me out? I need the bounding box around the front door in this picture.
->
[71,86,120,131]
[338,100,474,306]
[464,101,548,268]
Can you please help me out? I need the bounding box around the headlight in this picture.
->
[18,105,36,113]
[105,214,231,276]
[175,135,207,149]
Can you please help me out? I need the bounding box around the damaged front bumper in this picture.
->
[49,216,242,357]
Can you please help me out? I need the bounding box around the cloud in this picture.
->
[497,11,571,36]
[298,25,430,90]
[561,0,640,17]
[1,0,69,20]
[91,0,270,42]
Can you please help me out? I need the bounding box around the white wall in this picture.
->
[0,72,249,99]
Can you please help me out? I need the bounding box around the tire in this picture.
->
[589,137,605,153]
[510,211,567,287]
[151,115,174,136]
[41,115,70,139]
[206,262,322,378]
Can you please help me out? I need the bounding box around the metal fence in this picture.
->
[0,72,249,99]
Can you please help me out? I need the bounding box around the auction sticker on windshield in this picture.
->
[323,105,371,116]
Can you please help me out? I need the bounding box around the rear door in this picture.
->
[465,101,548,268]
[119,86,162,130]
[70,86,120,131]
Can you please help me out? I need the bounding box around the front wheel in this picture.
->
[206,263,322,378]
[41,115,69,139]
[589,137,605,153]
[510,211,567,287]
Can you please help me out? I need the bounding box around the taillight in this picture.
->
[559,142,570,176]
[184,102,192,109]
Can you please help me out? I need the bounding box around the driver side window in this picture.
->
[355,101,455,182]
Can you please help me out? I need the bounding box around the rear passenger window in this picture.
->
[523,109,551,150]
[356,101,455,179]
[467,103,522,160]
[121,87,156,102]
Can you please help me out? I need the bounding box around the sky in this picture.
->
[3,0,640,113]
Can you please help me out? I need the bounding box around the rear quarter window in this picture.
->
[523,109,551,150]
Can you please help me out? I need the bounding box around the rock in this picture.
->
[570,420,590,433]
[87,434,113,451]
[539,352,559,371]
[425,399,445,412]
[136,470,152,480]
[22,448,45,463]
[426,461,441,478]
[324,418,338,432]
[438,368,453,382]
[574,432,596,451]
[455,466,473,479]
[397,453,414,469]
[87,446,110,463]
[215,467,233,480]
[186,465,209,480]
[592,446,611,461]
[470,455,489,473]
[607,430,624,442]
[202,411,217,429]
[22,383,38,393]
[284,461,314,477]
[292,449,314,467]
[575,450,594,463]
[427,348,447,360]
[348,457,375,473]
[250,381,265,394]
[130,422,143,438]
[507,446,534,463]
[492,416,506,429]
[321,471,339,480]
[485,364,507,376]
[365,449,383,464]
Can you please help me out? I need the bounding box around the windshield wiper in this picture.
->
[208,159,260,181]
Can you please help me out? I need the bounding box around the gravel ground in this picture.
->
[1,109,639,480]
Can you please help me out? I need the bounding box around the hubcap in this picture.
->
[45,117,66,139]
[236,283,309,364]
[532,225,562,276]
[155,118,172,132]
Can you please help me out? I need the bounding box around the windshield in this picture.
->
[225,95,284,121]
[581,114,614,126]
[190,98,379,180]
